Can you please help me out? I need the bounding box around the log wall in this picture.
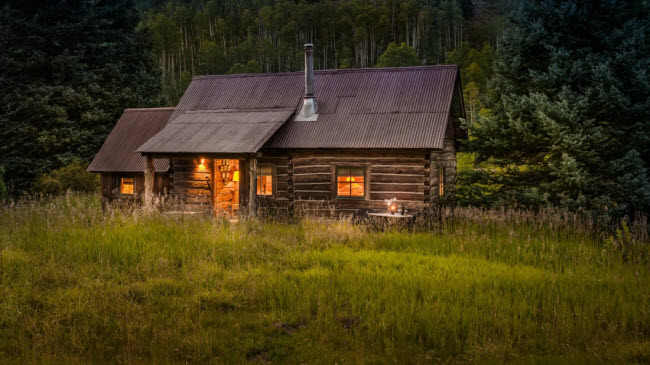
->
[429,118,458,201]
[253,152,292,214]
[100,172,169,204]
[257,146,457,215]
[170,159,213,211]
[128,136,458,216]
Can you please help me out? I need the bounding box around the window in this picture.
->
[120,177,134,195]
[336,167,365,198]
[438,167,444,197]
[256,166,273,196]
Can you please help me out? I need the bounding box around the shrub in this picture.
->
[34,162,99,195]
[34,175,64,195]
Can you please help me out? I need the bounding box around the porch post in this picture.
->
[248,154,257,217]
[144,155,155,211]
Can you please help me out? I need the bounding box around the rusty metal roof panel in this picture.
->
[88,108,173,173]
[136,109,295,154]
[265,65,459,149]
[171,73,304,119]
[268,112,449,149]
[132,65,459,154]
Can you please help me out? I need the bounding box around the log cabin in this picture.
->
[87,107,173,207]
[89,44,466,217]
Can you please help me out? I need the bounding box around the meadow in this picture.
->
[0,194,649,363]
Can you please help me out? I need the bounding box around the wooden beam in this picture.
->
[140,152,249,160]
[248,155,257,217]
[144,156,155,211]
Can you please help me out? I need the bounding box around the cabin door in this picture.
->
[213,159,240,217]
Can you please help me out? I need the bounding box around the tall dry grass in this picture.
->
[0,193,648,363]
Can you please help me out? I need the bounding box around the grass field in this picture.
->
[1,194,649,363]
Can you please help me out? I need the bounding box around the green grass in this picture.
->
[1,194,649,363]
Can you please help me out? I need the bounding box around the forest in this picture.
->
[1,0,649,219]
[136,0,506,102]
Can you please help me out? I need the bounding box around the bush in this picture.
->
[34,162,99,195]
[454,169,549,209]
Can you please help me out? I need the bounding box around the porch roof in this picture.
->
[136,108,294,155]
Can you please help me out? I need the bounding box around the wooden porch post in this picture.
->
[248,154,257,217]
[144,155,155,211]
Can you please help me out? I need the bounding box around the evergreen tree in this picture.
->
[0,0,165,192]
[469,0,650,218]
[376,42,421,67]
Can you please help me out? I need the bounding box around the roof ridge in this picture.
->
[124,107,175,112]
[192,65,458,81]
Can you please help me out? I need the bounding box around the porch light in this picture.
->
[198,158,206,171]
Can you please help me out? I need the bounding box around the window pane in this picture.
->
[337,174,350,183]
[439,167,444,196]
[350,181,364,196]
[337,182,351,196]
[336,167,364,198]
[260,167,273,176]
[350,168,364,196]
[336,168,350,178]
[121,177,134,195]
[350,168,364,177]
[257,167,273,195]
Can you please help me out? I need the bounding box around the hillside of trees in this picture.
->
[136,0,510,102]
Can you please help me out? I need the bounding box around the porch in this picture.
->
[142,154,262,217]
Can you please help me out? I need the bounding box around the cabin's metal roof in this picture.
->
[265,65,461,149]
[136,109,294,154]
[134,65,462,156]
[88,108,173,173]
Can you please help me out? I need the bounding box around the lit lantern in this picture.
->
[198,158,206,171]
[390,203,397,215]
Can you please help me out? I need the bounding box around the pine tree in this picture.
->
[0,0,166,192]
[469,0,650,218]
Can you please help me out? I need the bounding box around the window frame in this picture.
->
[331,164,370,201]
[256,164,276,197]
[120,176,135,195]
[438,166,445,197]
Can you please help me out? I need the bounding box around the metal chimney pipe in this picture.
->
[296,43,317,120]
[304,43,314,97]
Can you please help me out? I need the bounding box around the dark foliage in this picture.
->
[0,0,166,193]
[467,0,650,218]
[34,161,99,195]
[0,167,7,201]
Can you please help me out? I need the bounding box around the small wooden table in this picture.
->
[366,212,415,230]
[368,212,414,218]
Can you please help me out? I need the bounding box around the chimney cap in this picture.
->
[304,43,314,51]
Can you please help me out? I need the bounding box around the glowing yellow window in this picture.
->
[120,177,134,195]
[337,167,365,198]
[256,166,273,196]
[439,167,444,196]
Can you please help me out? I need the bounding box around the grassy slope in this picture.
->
[0,195,649,363]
